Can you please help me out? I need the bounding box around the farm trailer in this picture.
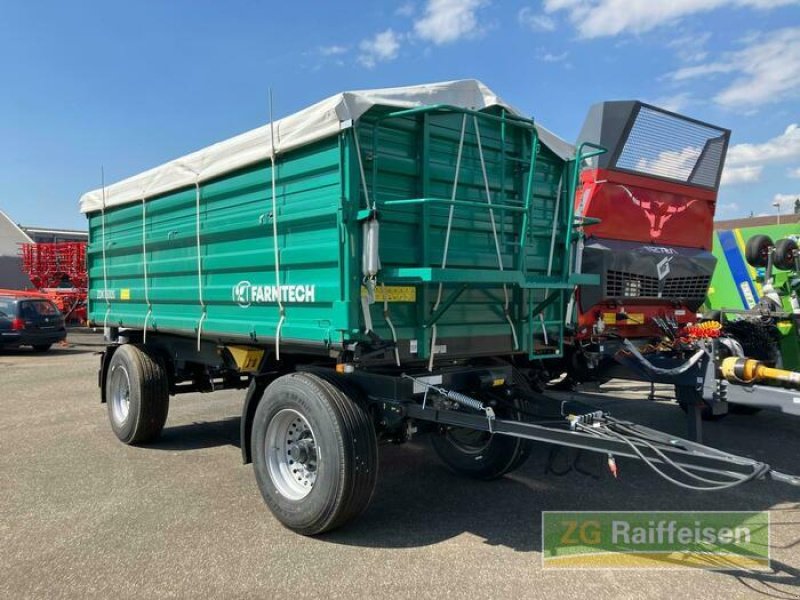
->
[80,81,799,535]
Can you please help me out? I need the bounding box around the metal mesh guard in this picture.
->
[615,106,727,189]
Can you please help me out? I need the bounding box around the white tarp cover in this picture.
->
[79,79,573,214]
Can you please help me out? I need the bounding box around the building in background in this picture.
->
[20,225,88,244]
[0,210,34,289]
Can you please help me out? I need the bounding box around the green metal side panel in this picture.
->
[87,104,573,361]
[87,136,347,347]
[353,107,569,360]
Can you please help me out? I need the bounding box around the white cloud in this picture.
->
[788,166,800,178]
[667,32,712,63]
[319,45,347,56]
[414,0,488,45]
[721,165,763,185]
[518,7,556,32]
[543,0,799,38]
[396,2,416,17]
[773,192,800,211]
[668,28,800,109]
[727,124,800,166]
[721,123,800,185]
[635,146,701,180]
[358,29,401,68]
[539,51,569,62]
[648,92,692,113]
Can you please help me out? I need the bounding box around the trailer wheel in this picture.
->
[251,372,378,535]
[675,385,727,421]
[106,344,169,444]
[745,234,773,268]
[431,397,531,480]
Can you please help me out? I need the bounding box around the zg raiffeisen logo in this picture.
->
[542,511,769,570]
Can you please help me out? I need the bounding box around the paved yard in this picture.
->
[1,330,799,599]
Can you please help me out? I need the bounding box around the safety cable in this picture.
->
[473,117,519,352]
[429,114,468,371]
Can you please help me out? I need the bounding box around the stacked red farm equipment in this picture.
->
[19,242,87,323]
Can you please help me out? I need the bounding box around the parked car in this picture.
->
[0,294,66,352]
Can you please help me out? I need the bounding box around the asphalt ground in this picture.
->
[1,329,799,599]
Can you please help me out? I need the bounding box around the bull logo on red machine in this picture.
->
[617,185,696,239]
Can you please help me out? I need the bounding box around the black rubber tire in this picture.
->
[251,372,378,535]
[32,344,52,352]
[773,238,798,271]
[745,234,773,268]
[675,384,727,421]
[721,319,781,415]
[106,344,170,444]
[430,366,532,481]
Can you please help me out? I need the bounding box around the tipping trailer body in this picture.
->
[82,81,577,365]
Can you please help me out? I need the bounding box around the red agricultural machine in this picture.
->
[19,242,87,323]
[559,101,800,439]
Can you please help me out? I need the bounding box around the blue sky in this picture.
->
[1,0,798,230]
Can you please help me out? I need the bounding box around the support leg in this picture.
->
[686,401,703,443]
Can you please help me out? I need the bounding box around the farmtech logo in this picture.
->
[542,511,769,570]
[232,281,316,308]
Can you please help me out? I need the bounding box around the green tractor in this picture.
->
[707,225,800,373]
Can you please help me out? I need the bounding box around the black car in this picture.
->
[0,295,67,352]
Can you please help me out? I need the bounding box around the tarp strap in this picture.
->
[141,196,152,343]
[269,103,285,360]
[100,176,111,331]
[429,114,467,371]
[352,127,373,210]
[195,180,207,352]
[474,117,519,352]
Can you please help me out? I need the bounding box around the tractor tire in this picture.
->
[106,344,170,444]
[745,234,773,268]
[251,372,378,535]
[773,238,798,271]
[722,319,782,415]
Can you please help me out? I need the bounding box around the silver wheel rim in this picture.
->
[265,409,319,500]
[110,365,131,425]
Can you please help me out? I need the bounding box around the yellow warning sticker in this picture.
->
[602,312,616,324]
[624,313,645,324]
[361,286,417,302]
[120,288,131,301]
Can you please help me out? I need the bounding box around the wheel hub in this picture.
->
[110,365,131,425]
[265,409,319,500]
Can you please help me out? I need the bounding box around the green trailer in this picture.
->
[82,81,799,534]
